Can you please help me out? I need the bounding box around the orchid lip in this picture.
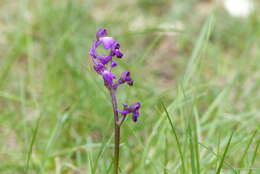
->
[100,37,116,49]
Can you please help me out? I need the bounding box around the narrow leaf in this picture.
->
[215,131,234,174]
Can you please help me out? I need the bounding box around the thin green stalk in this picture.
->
[114,125,120,174]
[110,89,120,174]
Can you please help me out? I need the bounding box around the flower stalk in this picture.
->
[114,123,120,174]
[89,29,141,174]
[109,88,120,174]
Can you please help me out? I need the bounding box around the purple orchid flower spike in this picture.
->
[89,28,141,174]
[89,28,139,98]
[89,28,140,119]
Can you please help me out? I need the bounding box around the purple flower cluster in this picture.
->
[117,102,141,122]
[89,29,141,122]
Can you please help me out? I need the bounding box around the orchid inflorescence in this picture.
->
[89,28,141,122]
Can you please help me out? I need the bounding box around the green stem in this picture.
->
[114,124,120,174]
[110,89,120,174]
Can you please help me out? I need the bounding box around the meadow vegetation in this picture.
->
[0,0,259,173]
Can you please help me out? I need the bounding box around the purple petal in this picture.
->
[112,83,120,89]
[93,63,105,74]
[102,70,116,87]
[111,60,117,67]
[89,47,96,58]
[89,41,100,58]
[117,109,129,115]
[121,71,130,80]
[100,37,116,49]
[113,42,120,49]
[96,28,107,40]
[117,102,141,122]
[114,49,123,58]
[120,71,133,86]
[132,110,140,122]
[123,104,129,109]
[99,55,113,65]
[129,102,141,112]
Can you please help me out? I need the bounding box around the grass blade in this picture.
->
[198,142,237,173]
[41,112,69,173]
[164,128,169,174]
[93,135,113,173]
[248,137,259,174]
[238,130,257,169]
[215,131,234,174]
[193,108,201,174]
[188,124,197,174]
[183,15,214,87]
[45,113,69,156]
[161,102,185,174]
[25,114,42,172]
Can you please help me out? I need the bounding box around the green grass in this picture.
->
[0,0,259,173]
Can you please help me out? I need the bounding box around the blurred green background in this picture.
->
[0,0,259,173]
